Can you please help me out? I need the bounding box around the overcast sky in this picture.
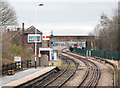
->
[8,0,118,35]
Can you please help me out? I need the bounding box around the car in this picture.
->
[7,70,15,75]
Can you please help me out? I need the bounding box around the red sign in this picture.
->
[43,36,45,38]
[46,36,50,38]
[42,35,50,40]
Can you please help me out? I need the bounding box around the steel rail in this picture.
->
[58,55,78,87]
[43,56,70,87]
[63,52,100,88]
[43,55,78,87]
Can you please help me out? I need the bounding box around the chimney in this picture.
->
[7,29,10,32]
[22,23,24,33]
[17,28,20,32]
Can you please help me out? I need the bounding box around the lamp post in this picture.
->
[35,3,43,69]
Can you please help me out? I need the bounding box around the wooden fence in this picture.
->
[2,60,32,74]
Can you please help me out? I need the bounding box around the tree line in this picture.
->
[91,9,118,51]
[1,1,31,64]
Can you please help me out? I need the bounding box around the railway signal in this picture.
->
[50,30,54,66]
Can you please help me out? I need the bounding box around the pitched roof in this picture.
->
[9,31,22,41]
[24,26,42,34]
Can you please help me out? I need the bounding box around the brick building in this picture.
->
[8,28,22,45]
[7,23,50,66]
[23,25,42,54]
[8,23,43,55]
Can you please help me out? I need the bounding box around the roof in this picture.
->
[9,31,22,41]
[24,26,42,34]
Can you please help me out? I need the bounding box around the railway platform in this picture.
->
[1,66,57,88]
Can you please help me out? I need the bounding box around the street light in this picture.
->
[39,4,43,6]
[35,3,43,69]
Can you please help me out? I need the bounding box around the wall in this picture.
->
[54,36,93,41]
[23,34,42,54]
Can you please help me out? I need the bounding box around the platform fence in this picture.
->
[69,47,120,61]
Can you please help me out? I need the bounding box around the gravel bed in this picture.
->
[89,58,113,86]
[24,56,76,87]
[61,53,87,87]
[63,52,114,87]
[47,59,76,87]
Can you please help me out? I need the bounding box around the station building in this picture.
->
[8,23,52,66]
[21,24,52,66]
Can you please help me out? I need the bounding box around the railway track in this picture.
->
[18,48,100,88]
[42,55,78,87]
[19,54,78,88]
[63,52,100,87]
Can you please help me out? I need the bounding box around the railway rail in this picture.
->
[43,55,78,87]
[18,54,78,88]
[3,47,116,87]
[63,52,100,87]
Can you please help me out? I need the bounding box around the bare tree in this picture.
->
[0,0,17,27]
[91,10,118,51]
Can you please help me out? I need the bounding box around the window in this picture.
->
[29,36,34,42]
[28,34,41,43]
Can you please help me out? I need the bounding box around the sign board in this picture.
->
[28,34,41,43]
[14,56,21,62]
[42,35,50,40]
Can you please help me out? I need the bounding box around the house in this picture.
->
[8,28,22,45]
[23,25,43,54]
[8,23,43,55]
[7,23,52,66]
